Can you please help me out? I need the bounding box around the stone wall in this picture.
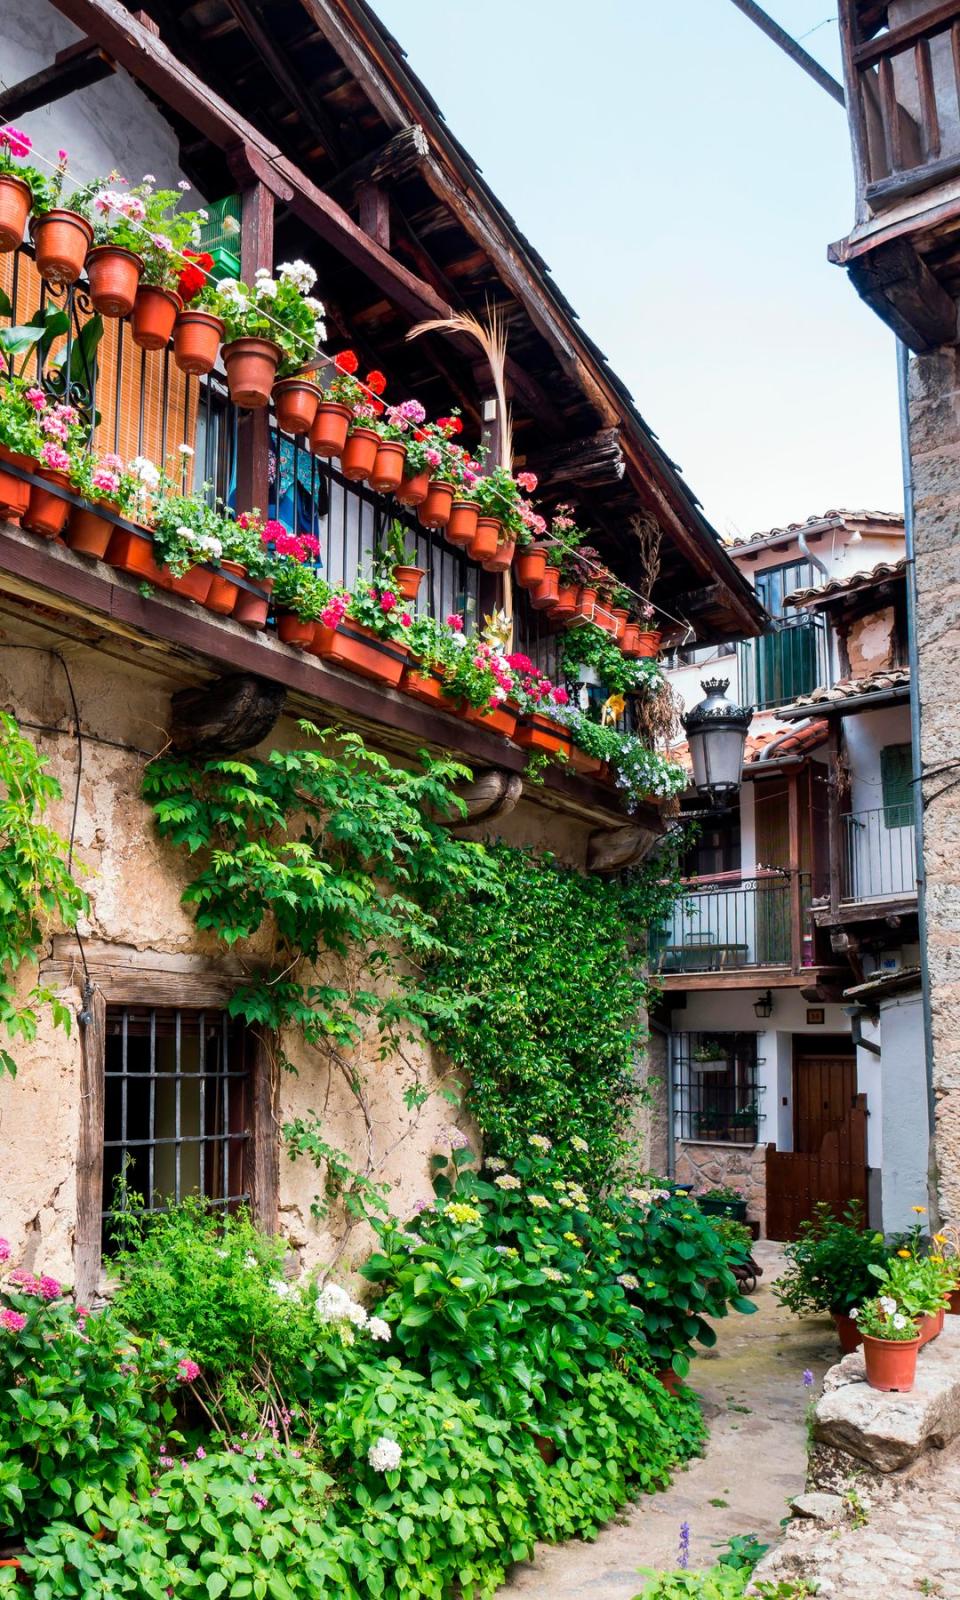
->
[632,1023,669,1177]
[674,1140,767,1234]
[908,349,960,1222]
[0,606,607,1284]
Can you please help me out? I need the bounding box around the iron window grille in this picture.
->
[672,1031,764,1144]
[102,1007,251,1242]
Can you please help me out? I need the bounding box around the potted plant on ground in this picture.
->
[0,125,45,252]
[868,1245,953,1344]
[696,1185,748,1224]
[28,148,95,285]
[855,1295,922,1392]
[774,1201,889,1353]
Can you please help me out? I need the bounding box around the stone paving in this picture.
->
[495,1242,836,1599]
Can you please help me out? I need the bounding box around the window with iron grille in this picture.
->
[102,1007,252,1244]
[672,1031,763,1144]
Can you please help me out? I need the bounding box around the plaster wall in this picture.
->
[876,992,929,1232]
[0,618,603,1284]
[740,533,901,584]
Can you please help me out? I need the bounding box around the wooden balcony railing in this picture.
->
[842,2,960,213]
[649,870,814,976]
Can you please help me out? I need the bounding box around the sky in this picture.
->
[370,0,904,542]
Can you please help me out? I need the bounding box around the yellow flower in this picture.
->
[897,1249,911,1259]
[583,1289,594,1300]
[445,1202,481,1225]
[934,1233,947,1245]
[930,1255,945,1264]
[563,1232,583,1248]
[912,1205,927,1214]
[443,1418,456,1430]
[646,1281,656,1288]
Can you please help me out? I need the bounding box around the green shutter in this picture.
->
[880,743,913,828]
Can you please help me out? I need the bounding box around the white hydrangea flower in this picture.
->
[570,1135,589,1153]
[315,1282,354,1323]
[367,1316,391,1342]
[367,1436,402,1473]
[529,1134,552,1153]
[485,1158,507,1172]
[494,1174,521,1191]
[849,1306,860,1320]
[345,1299,368,1328]
[617,1273,640,1290]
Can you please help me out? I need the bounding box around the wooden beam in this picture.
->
[527,427,625,491]
[846,237,958,353]
[587,823,660,873]
[330,123,430,198]
[235,179,274,516]
[357,181,390,250]
[0,42,114,120]
[170,673,287,753]
[221,0,351,164]
[74,984,105,1305]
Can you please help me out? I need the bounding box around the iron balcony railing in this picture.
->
[840,806,917,903]
[736,616,827,711]
[650,871,814,974]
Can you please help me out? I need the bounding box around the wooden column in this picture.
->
[787,768,803,973]
[74,983,106,1304]
[235,178,274,516]
[249,1033,279,1234]
[827,720,842,918]
[357,181,390,249]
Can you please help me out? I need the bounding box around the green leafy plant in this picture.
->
[854,1294,918,1340]
[560,621,663,694]
[774,1202,888,1317]
[868,1247,953,1317]
[208,261,326,376]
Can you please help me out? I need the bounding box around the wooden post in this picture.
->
[235,178,274,517]
[478,390,507,624]
[827,720,842,918]
[787,769,803,973]
[249,1032,279,1234]
[74,984,106,1304]
[357,181,390,250]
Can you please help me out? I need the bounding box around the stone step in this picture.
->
[812,1314,960,1472]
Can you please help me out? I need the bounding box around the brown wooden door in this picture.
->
[794,1042,858,1153]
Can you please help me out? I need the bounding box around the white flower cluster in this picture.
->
[279,259,317,293]
[367,1435,402,1473]
[129,455,160,490]
[494,1174,521,1191]
[178,526,222,561]
[316,1281,369,1326]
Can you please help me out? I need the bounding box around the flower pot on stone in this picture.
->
[862,1331,921,1392]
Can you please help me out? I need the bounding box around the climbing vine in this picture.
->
[0,712,88,1078]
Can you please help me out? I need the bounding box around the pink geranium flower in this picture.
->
[515,471,538,493]
[0,1310,26,1334]
[40,443,70,473]
[446,614,463,632]
[0,1239,9,1263]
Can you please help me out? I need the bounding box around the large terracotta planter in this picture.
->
[131,285,182,352]
[655,1368,684,1397]
[85,246,143,317]
[444,500,479,548]
[552,583,578,623]
[205,560,245,616]
[862,1332,921,1393]
[272,377,321,436]
[395,469,430,508]
[22,469,71,539]
[340,427,379,482]
[634,629,662,658]
[513,713,570,756]
[462,701,517,740]
[30,208,93,285]
[223,338,282,410]
[369,440,407,494]
[483,537,516,575]
[394,565,425,602]
[0,447,32,523]
[309,402,352,458]
[467,517,500,565]
[401,664,447,706]
[530,564,561,612]
[311,618,409,687]
[515,546,547,590]
[276,610,315,649]
[167,564,214,605]
[173,309,224,377]
[66,503,117,559]
[0,174,31,252]
[418,479,455,531]
[233,575,272,629]
[106,525,167,587]
[831,1311,862,1355]
[569,746,605,778]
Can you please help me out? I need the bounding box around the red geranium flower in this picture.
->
[366,370,387,396]
[437,415,463,436]
[177,249,213,305]
[335,349,359,374]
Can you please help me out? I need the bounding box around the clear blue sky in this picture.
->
[371,0,904,541]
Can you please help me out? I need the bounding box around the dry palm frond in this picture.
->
[406,303,513,471]
[631,515,662,601]
[634,678,683,751]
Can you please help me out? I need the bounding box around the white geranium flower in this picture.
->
[279,259,317,293]
[367,1316,391,1342]
[367,1436,402,1473]
[129,456,160,489]
[880,1295,897,1316]
[256,278,279,300]
[892,1312,907,1330]
[177,443,194,457]
[849,1306,860,1320]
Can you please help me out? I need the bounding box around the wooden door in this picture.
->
[793,1041,857,1153]
[767,1040,866,1238]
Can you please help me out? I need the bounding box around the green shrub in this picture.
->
[634,1571,813,1600]
[774,1202,887,1317]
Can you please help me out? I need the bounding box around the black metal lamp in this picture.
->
[753,990,773,1020]
[681,677,751,811]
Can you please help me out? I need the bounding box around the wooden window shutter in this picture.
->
[880,743,913,828]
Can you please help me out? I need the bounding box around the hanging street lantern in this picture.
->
[681,677,751,811]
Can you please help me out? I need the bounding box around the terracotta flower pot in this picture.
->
[530,564,561,612]
[222,338,282,409]
[395,469,430,508]
[30,208,94,285]
[167,565,214,605]
[655,1368,684,1397]
[0,174,31,252]
[309,402,352,458]
[131,285,182,351]
[66,503,117,559]
[461,701,518,740]
[22,469,71,539]
[0,446,32,523]
[916,1308,945,1345]
[106,525,167,587]
[418,479,455,531]
[552,583,578,623]
[621,622,640,656]
[611,606,629,640]
[513,713,570,756]
[831,1310,862,1355]
[272,377,321,436]
[276,610,315,648]
[85,246,144,317]
[569,746,605,778]
[483,537,516,575]
[340,427,380,482]
[594,601,617,634]
[173,309,224,377]
[467,517,500,565]
[445,500,479,548]
[394,565,425,602]
[576,584,598,620]
[369,440,407,494]
[311,618,409,687]
[515,545,548,590]
[232,575,272,629]
[862,1331,921,1392]
[949,1288,960,1316]
[401,664,447,705]
[205,559,245,616]
[634,629,662,658]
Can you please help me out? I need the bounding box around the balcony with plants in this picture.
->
[0,132,687,815]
